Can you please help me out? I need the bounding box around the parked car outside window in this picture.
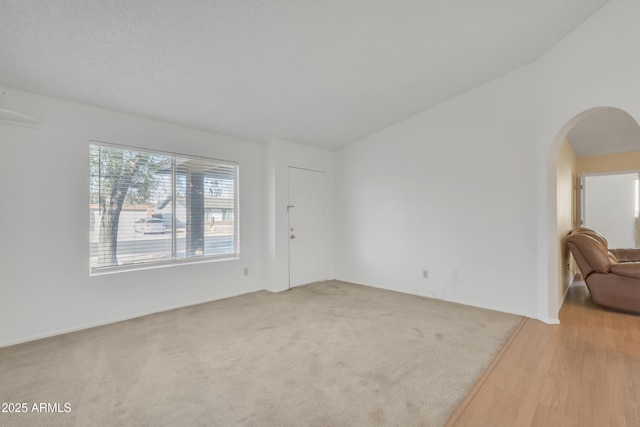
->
[134,218,166,234]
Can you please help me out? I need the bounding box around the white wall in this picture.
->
[335,65,538,318]
[265,139,335,292]
[335,0,640,322]
[0,88,266,346]
[533,0,640,320]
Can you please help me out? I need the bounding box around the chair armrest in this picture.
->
[610,262,640,279]
[610,248,640,263]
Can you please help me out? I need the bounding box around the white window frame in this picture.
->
[89,141,239,275]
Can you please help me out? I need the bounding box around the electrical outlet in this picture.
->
[244,268,249,276]
[422,270,428,279]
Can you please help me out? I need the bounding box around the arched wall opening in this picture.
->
[547,107,640,321]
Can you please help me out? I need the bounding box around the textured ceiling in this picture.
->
[567,108,640,158]
[0,0,609,149]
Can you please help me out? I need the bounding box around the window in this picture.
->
[90,142,238,274]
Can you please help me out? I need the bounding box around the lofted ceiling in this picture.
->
[0,0,610,149]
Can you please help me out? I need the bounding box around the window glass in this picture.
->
[89,143,238,274]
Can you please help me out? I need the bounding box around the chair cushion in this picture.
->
[566,233,615,274]
[609,248,640,263]
[570,228,609,249]
[610,262,640,279]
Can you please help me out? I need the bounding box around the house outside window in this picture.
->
[89,142,238,274]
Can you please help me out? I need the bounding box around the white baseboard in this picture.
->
[536,317,560,325]
[334,279,536,320]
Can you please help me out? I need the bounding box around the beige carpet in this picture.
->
[0,280,521,426]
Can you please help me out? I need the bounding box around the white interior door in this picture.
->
[288,167,326,288]
[583,172,639,248]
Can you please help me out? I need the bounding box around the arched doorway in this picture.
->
[547,107,640,320]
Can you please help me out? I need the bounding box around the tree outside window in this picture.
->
[89,143,238,274]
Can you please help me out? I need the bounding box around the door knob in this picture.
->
[290,234,296,239]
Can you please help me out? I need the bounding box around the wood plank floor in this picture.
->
[447,281,640,427]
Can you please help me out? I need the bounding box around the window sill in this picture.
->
[89,254,239,276]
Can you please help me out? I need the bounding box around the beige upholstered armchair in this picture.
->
[566,228,640,313]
